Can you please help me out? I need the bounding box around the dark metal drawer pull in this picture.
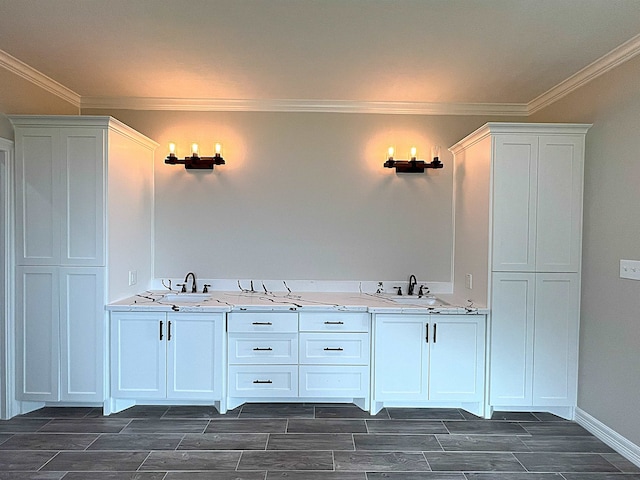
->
[324,347,344,351]
[253,347,273,351]
[252,322,273,325]
[159,321,164,341]
[426,323,429,343]
[324,321,344,325]
[253,380,273,384]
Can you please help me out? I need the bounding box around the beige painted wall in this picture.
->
[83,108,517,283]
[0,68,79,138]
[531,55,640,445]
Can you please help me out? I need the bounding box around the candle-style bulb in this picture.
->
[169,143,176,155]
[191,143,199,157]
[215,143,222,156]
[410,146,417,160]
[387,146,395,159]
[432,145,441,161]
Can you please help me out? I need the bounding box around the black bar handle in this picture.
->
[324,321,344,325]
[252,322,273,325]
[253,380,273,384]
[168,321,172,341]
[426,323,429,343]
[324,347,344,351]
[253,347,273,351]
[159,321,164,341]
[434,323,437,343]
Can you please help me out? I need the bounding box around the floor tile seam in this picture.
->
[421,450,434,471]
[34,449,61,472]
[136,450,154,473]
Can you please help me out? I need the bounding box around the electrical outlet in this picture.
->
[620,259,640,281]
[128,270,138,286]
[465,273,473,290]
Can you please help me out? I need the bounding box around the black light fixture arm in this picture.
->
[165,152,225,170]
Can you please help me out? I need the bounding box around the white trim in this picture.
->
[0,137,17,419]
[4,32,640,116]
[0,49,81,108]
[575,407,640,468]
[528,33,640,115]
[80,96,529,116]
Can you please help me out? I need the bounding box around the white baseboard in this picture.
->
[575,407,640,468]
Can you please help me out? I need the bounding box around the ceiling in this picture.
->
[2,0,640,114]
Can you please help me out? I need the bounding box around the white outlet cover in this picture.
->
[620,259,640,281]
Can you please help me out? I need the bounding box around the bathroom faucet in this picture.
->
[408,274,417,296]
[184,272,197,293]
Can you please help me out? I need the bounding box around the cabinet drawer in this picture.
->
[228,312,298,333]
[228,333,298,364]
[299,365,369,398]
[228,365,298,397]
[299,333,369,365]
[299,312,369,332]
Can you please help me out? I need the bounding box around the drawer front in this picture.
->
[228,312,298,333]
[228,333,298,364]
[299,365,369,398]
[228,365,298,397]
[299,312,369,332]
[299,333,369,365]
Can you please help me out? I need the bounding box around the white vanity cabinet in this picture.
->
[11,116,157,406]
[110,312,224,401]
[298,312,370,401]
[227,312,299,399]
[227,310,371,409]
[450,123,590,418]
[372,314,485,415]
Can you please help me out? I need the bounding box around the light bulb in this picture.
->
[168,143,176,155]
[432,145,441,160]
[410,147,417,159]
[191,143,199,156]
[387,146,395,159]
[215,143,222,156]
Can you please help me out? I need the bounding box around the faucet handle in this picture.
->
[176,283,186,293]
[203,284,211,293]
[393,286,403,296]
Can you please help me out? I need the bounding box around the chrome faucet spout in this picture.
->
[408,274,417,296]
[184,272,197,293]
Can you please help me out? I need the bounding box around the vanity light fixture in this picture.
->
[165,142,225,170]
[384,145,443,173]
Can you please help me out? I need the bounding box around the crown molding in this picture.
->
[528,33,640,115]
[0,49,81,108]
[81,96,529,116]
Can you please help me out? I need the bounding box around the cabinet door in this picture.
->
[490,272,535,406]
[429,315,485,402]
[110,312,166,399]
[533,273,579,406]
[14,129,61,265]
[536,136,584,272]
[492,135,538,271]
[59,267,105,402]
[60,129,105,266]
[16,266,59,401]
[374,315,428,401]
[166,313,224,400]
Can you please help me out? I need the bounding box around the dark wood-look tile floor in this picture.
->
[0,404,639,479]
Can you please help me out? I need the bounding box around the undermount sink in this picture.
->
[390,296,448,306]
[161,293,212,303]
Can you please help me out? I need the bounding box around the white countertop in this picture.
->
[107,290,487,315]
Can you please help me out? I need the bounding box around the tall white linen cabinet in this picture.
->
[450,123,591,419]
[10,116,157,407]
